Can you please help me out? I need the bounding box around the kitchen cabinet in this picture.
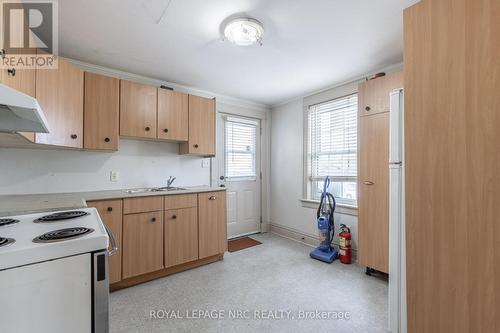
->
[157,89,189,141]
[122,211,164,279]
[180,95,216,157]
[357,112,390,273]
[87,200,123,284]
[198,191,227,259]
[164,207,198,267]
[0,67,36,142]
[84,72,120,150]
[358,71,403,117]
[35,58,84,148]
[123,196,163,214]
[119,80,157,139]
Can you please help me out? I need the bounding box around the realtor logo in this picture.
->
[0,0,58,69]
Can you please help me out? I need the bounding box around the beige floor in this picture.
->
[110,233,388,333]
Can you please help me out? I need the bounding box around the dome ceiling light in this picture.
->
[223,17,264,46]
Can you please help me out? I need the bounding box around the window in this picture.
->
[305,94,358,207]
[224,116,258,181]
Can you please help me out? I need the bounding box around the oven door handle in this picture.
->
[103,223,118,256]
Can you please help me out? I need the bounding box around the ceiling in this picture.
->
[59,0,419,106]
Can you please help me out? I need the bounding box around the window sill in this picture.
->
[299,199,358,216]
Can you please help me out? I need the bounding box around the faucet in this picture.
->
[167,176,176,188]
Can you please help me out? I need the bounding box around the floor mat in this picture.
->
[228,237,262,253]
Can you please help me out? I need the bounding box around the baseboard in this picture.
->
[270,223,358,261]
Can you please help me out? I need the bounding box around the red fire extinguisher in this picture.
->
[338,224,352,264]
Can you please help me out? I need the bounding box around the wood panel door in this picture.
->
[84,73,119,150]
[164,208,198,268]
[358,71,404,117]
[157,89,189,141]
[35,58,84,148]
[87,200,123,284]
[0,67,36,142]
[122,211,164,279]
[198,191,227,259]
[180,95,215,156]
[119,80,157,139]
[358,112,389,273]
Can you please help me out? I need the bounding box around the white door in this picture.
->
[214,114,261,239]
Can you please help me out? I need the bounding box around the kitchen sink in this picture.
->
[123,188,153,194]
[123,187,186,194]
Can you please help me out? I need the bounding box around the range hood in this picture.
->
[0,83,49,133]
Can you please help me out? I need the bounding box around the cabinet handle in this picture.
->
[7,68,16,77]
[145,127,151,131]
[194,144,199,148]
[172,215,177,219]
[70,134,77,139]
[209,196,216,200]
[365,106,371,112]
[363,181,374,186]
[151,217,157,222]
[107,207,113,212]
[104,137,110,142]
[163,128,169,133]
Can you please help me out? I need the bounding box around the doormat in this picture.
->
[228,237,262,253]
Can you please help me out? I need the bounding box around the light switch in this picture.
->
[110,171,119,182]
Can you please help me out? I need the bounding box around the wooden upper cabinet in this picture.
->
[157,89,189,141]
[84,73,119,150]
[35,58,84,148]
[357,112,390,273]
[198,191,227,259]
[87,200,123,284]
[358,71,403,117]
[180,95,216,156]
[119,80,157,139]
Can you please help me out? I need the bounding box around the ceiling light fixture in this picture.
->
[223,17,264,46]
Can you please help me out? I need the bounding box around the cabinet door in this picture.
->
[164,208,198,267]
[87,200,123,284]
[84,73,119,150]
[157,89,188,141]
[119,80,157,139]
[0,67,36,142]
[180,95,215,156]
[358,71,403,117]
[198,191,227,259]
[358,113,389,273]
[122,211,164,279]
[35,58,84,148]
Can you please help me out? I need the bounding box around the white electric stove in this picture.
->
[0,207,114,333]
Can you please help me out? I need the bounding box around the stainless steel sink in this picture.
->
[123,188,153,194]
[151,187,186,192]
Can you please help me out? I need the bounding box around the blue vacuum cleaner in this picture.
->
[310,176,338,263]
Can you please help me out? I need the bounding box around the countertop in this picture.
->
[0,186,226,217]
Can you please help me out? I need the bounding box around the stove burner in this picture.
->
[34,211,89,223]
[33,227,94,243]
[0,237,15,248]
[0,218,20,227]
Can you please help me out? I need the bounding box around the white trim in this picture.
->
[299,199,358,216]
[63,57,270,112]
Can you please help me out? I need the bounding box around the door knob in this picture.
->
[7,68,16,77]
[365,106,371,112]
[209,196,216,200]
[219,176,225,180]
[145,127,151,131]
[194,144,199,148]
[172,215,177,219]
[151,217,156,222]
[70,134,77,139]
[163,128,169,133]
[107,207,113,212]
[104,137,110,142]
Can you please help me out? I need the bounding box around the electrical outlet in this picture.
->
[110,171,119,182]
[202,159,210,168]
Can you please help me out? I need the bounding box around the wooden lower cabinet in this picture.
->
[358,112,390,273]
[198,191,227,259]
[164,208,198,268]
[87,200,123,284]
[122,211,164,279]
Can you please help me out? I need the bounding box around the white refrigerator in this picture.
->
[388,89,406,333]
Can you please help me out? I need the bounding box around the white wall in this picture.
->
[270,99,358,250]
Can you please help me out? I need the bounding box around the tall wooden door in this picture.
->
[358,112,389,273]
[87,200,123,284]
[84,73,119,150]
[119,80,157,139]
[404,0,500,332]
[35,58,84,148]
[198,191,227,259]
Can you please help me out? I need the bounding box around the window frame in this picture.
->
[303,92,359,208]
